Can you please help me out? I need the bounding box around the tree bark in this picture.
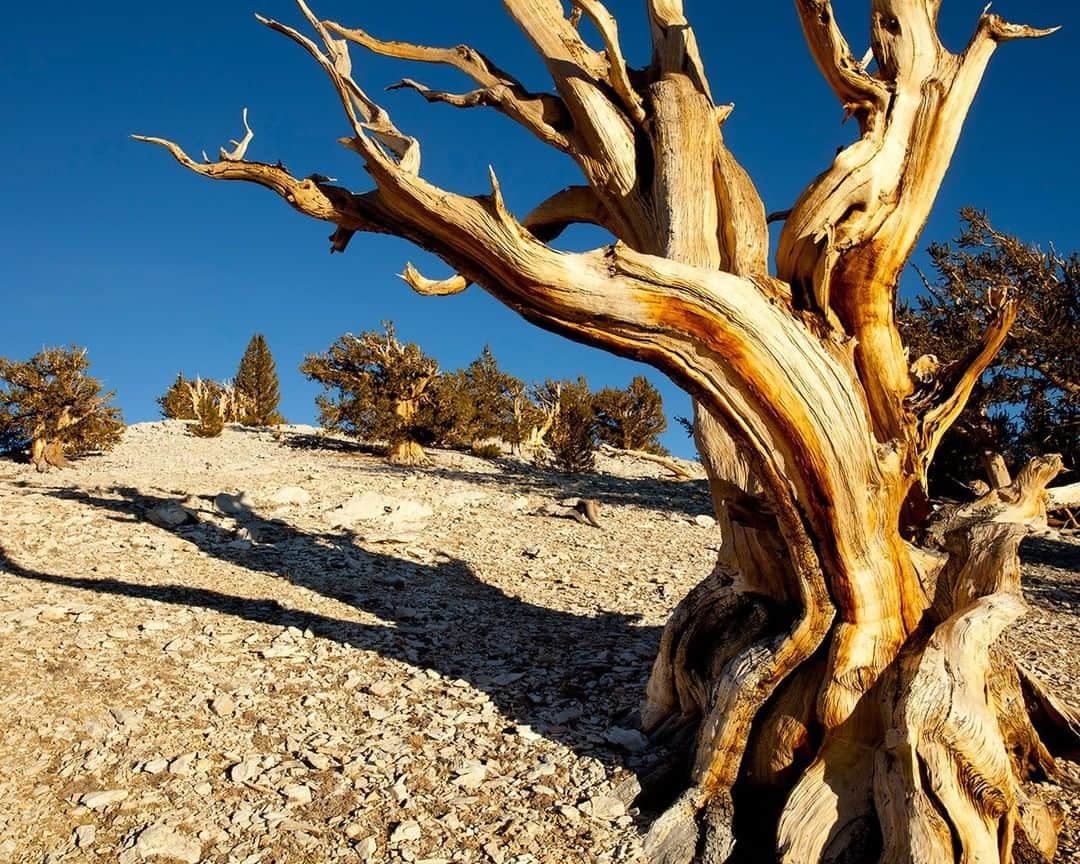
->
[134,2,1071,860]
[984,450,1013,490]
[389,397,426,465]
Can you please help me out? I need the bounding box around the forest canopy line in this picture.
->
[133,2,1076,862]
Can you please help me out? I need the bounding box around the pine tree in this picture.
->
[593,375,668,453]
[189,381,226,438]
[0,345,124,470]
[424,369,475,448]
[899,209,1079,491]
[158,372,198,420]
[235,334,284,425]
[460,346,522,444]
[300,322,441,464]
[546,377,598,473]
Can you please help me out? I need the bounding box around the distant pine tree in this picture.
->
[235,334,284,426]
[547,377,598,473]
[158,372,198,420]
[593,375,668,454]
[189,383,225,438]
[458,346,522,444]
[300,322,441,464]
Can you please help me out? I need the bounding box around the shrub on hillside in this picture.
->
[189,382,226,438]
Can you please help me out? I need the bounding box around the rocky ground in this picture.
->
[0,421,1076,864]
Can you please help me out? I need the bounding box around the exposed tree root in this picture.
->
[639,456,1078,863]
[387,440,426,465]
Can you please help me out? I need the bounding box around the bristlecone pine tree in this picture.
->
[547,376,598,474]
[300,323,440,464]
[593,375,668,454]
[0,346,124,470]
[158,372,198,420]
[509,379,560,455]
[137,2,1080,860]
[457,345,523,446]
[160,375,250,434]
[235,333,285,426]
[900,209,1079,494]
[188,381,226,438]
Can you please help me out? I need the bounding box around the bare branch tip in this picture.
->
[981,13,1061,42]
[399,263,468,296]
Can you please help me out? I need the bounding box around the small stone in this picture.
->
[81,789,128,810]
[214,491,255,517]
[143,758,169,775]
[163,638,186,653]
[367,680,395,697]
[193,782,212,796]
[304,751,332,771]
[270,486,312,506]
[483,841,505,863]
[558,805,581,823]
[282,783,313,805]
[453,764,487,790]
[229,758,261,784]
[355,836,378,860]
[389,821,422,844]
[210,695,235,717]
[513,724,541,741]
[586,795,626,820]
[135,824,202,863]
[147,502,195,529]
[74,825,96,848]
[603,726,649,753]
[110,707,141,728]
[169,752,197,777]
[693,513,717,529]
[259,644,297,659]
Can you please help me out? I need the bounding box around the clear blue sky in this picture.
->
[2,1,1076,458]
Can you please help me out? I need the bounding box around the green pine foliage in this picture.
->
[899,209,1079,491]
[547,377,598,473]
[451,346,523,445]
[158,372,198,420]
[0,345,124,459]
[189,385,225,438]
[300,322,442,457]
[235,334,284,426]
[593,375,668,454]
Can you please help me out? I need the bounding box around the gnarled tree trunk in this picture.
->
[136,1,1074,860]
[389,396,426,465]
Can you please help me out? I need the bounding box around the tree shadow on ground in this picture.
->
[1020,534,1080,614]
[5,485,673,776]
[425,463,713,519]
[279,429,713,518]
[280,430,385,457]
